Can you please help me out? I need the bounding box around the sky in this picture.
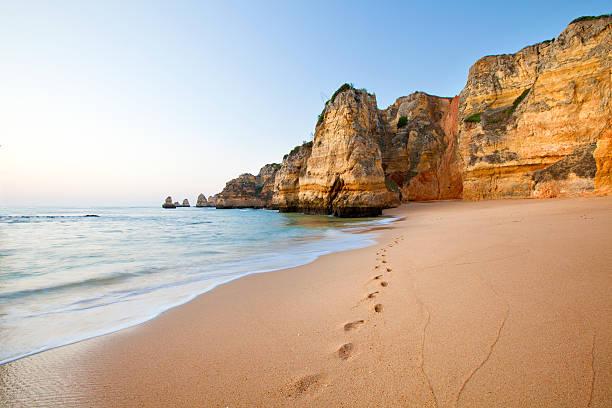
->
[0,1,609,207]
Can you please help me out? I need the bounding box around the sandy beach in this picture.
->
[1,197,611,407]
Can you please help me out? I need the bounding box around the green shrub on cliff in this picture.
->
[511,88,530,111]
[286,141,313,158]
[464,112,482,123]
[330,83,354,104]
[397,115,408,128]
[318,83,367,126]
[570,14,611,24]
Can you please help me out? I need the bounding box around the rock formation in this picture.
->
[162,196,176,209]
[196,194,207,207]
[182,199,190,207]
[298,87,399,216]
[258,163,282,206]
[379,92,463,201]
[215,164,281,209]
[457,15,611,199]
[212,15,611,215]
[208,195,217,207]
[272,142,313,212]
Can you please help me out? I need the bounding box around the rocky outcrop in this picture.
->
[272,142,313,212]
[457,15,611,199]
[258,163,282,206]
[182,199,190,207]
[215,164,281,209]
[216,173,264,208]
[196,194,207,207]
[162,196,176,209]
[208,195,217,207]
[298,87,399,216]
[379,92,463,201]
[211,15,611,215]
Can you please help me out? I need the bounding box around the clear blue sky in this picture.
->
[0,1,609,206]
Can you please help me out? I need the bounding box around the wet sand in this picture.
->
[1,197,611,407]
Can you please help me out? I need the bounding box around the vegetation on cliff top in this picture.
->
[283,141,313,160]
[317,83,373,126]
[570,14,611,24]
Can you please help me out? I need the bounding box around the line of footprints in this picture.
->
[337,235,404,360]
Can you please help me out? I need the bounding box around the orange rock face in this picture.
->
[298,88,399,216]
[272,142,312,212]
[214,15,611,215]
[458,16,611,199]
[380,93,463,201]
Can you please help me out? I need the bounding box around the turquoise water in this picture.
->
[0,207,392,364]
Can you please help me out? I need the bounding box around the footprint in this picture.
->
[344,320,365,331]
[338,343,354,360]
[373,274,383,280]
[374,304,384,313]
[374,265,380,269]
[386,267,392,272]
[382,260,387,264]
[367,291,379,299]
[285,373,325,398]
[380,281,388,287]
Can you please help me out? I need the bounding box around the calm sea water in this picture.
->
[0,206,392,364]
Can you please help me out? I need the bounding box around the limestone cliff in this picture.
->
[258,163,282,206]
[215,163,280,209]
[458,15,611,199]
[379,92,463,201]
[272,141,313,212]
[212,15,611,215]
[215,173,264,209]
[298,87,399,216]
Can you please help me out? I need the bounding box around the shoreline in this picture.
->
[0,211,396,366]
[2,197,611,407]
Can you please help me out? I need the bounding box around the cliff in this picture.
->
[298,87,399,216]
[212,15,611,215]
[458,15,611,199]
[272,141,313,212]
[215,164,280,209]
[379,92,463,201]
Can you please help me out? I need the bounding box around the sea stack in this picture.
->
[182,199,190,207]
[196,194,207,207]
[162,196,176,209]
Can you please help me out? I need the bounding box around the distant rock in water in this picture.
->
[173,201,180,207]
[84,214,99,217]
[162,196,176,209]
[207,195,217,207]
[182,199,190,207]
[196,194,207,207]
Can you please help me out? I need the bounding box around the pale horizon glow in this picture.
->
[1,1,609,207]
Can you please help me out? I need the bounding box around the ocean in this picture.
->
[0,206,392,364]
